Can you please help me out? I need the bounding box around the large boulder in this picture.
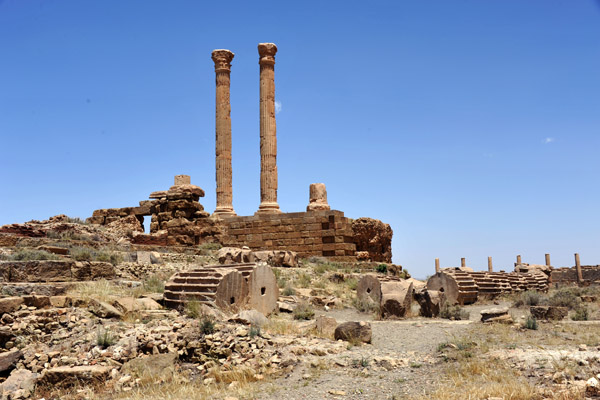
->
[351,218,393,263]
[0,369,38,400]
[253,250,298,268]
[0,297,24,315]
[380,280,413,319]
[230,309,269,327]
[0,349,22,373]
[89,299,123,319]
[315,315,337,339]
[414,289,445,318]
[480,307,512,324]
[334,321,372,344]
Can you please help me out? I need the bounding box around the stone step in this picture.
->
[164,283,218,293]
[171,277,221,285]
[163,290,216,302]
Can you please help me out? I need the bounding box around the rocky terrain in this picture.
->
[1,216,600,400]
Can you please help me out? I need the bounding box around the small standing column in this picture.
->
[212,49,236,216]
[488,257,493,272]
[307,183,330,211]
[435,258,440,274]
[516,255,522,265]
[545,253,551,267]
[256,43,281,214]
[461,258,466,268]
[575,253,583,284]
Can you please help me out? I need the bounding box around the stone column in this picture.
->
[307,183,330,211]
[488,257,493,272]
[545,253,551,267]
[212,49,236,217]
[435,258,440,274]
[516,255,522,265]
[256,43,281,214]
[575,253,583,284]
[461,258,466,268]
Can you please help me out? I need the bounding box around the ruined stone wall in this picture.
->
[219,210,356,261]
[551,265,600,285]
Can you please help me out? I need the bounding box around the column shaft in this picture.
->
[212,50,236,216]
[256,43,281,214]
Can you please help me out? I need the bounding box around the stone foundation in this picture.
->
[219,210,356,261]
[551,265,600,285]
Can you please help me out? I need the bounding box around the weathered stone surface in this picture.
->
[136,251,152,265]
[121,352,177,377]
[357,274,382,304]
[218,247,254,264]
[42,365,111,386]
[37,245,68,255]
[253,250,298,268]
[230,309,269,327]
[0,297,24,314]
[380,280,413,319]
[6,260,73,282]
[530,305,568,321]
[89,299,123,318]
[247,264,278,315]
[0,369,37,400]
[0,349,22,373]
[334,321,372,344]
[306,183,330,211]
[315,315,337,339]
[480,307,512,323]
[49,295,71,308]
[71,261,115,281]
[215,270,248,313]
[352,218,392,263]
[113,297,162,313]
[22,295,50,308]
[414,289,445,318]
[106,214,143,234]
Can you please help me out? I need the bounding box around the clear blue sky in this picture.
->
[1,1,599,279]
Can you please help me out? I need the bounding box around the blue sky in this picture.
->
[1,0,599,279]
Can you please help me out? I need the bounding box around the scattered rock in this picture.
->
[334,321,372,344]
[530,306,568,321]
[0,349,22,373]
[0,369,38,400]
[89,299,124,318]
[230,310,269,327]
[0,297,24,315]
[315,315,337,339]
[480,307,512,324]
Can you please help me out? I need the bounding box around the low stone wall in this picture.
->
[219,210,356,261]
[551,265,600,285]
[0,260,115,283]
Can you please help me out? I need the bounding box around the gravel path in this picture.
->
[253,308,477,400]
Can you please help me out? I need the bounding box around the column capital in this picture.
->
[211,49,234,72]
[258,43,277,66]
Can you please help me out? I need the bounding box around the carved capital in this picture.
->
[211,49,234,72]
[258,43,277,66]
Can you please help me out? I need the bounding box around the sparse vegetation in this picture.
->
[548,287,581,310]
[376,264,388,274]
[282,285,296,296]
[352,296,380,314]
[96,328,116,348]
[249,325,261,338]
[513,290,546,307]
[523,315,538,330]
[296,272,311,288]
[293,301,315,320]
[439,304,470,320]
[69,246,122,265]
[0,249,60,261]
[143,274,166,293]
[571,306,589,321]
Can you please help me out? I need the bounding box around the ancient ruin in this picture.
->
[212,49,236,217]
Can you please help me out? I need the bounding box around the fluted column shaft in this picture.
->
[212,50,236,216]
[256,43,281,214]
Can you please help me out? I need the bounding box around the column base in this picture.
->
[212,206,237,218]
[255,202,282,215]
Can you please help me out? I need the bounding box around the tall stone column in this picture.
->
[256,43,281,214]
[212,49,236,217]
